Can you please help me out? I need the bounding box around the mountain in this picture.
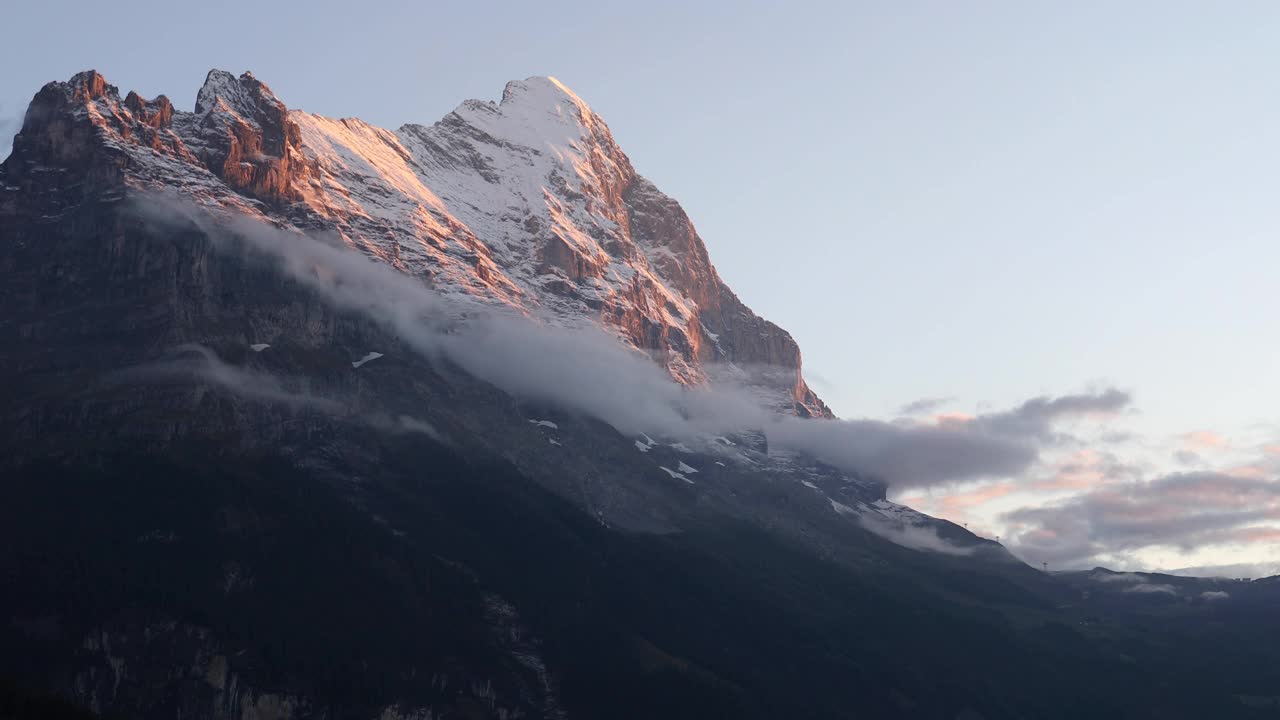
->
[5,69,827,417]
[3,70,1279,720]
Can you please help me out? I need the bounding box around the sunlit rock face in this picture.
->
[2,69,828,417]
[182,70,305,204]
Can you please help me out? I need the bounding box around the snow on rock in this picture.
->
[634,440,651,453]
[249,343,270,352]
[352,351,384,368]
[528,419,559,429]
[868,498,928,524]
[549,438,562,447]
[676,461,698,474]
[658,466,694,484]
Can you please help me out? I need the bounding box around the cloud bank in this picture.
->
[133,193,1135,494]
[1005,470,1280,567]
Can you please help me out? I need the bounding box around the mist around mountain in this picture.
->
[2,69,1278,720]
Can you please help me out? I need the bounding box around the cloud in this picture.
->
[131,193,1136,490]
[1162,562,1278,579]
[1182,430,1228,451]
[855,513,974,556]
[116,343,345,413]
[1005,470,1280,568]
[977,388,1132,441]
[1200,590,1230,601]
[769,415,1039,489]
[116,344,452,445]
[1090,571,1151,584]
[365,413,449,443]
[1122,583,1177,595]
[897,396,952,416]
[1174,449,1201,466]
[1032,449,1138,492]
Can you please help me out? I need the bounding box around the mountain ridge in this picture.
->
[4,68,829,417]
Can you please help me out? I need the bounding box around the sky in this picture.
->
[3,0,1278,576]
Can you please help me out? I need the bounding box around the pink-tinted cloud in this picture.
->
[1004,470,1280,567]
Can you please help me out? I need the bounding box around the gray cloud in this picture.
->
[117,343,345,413]
[1162,562,1280,580]
[770,415,1038,489]
[977,388,1132,441]
[897,396,952,416]
[1090,571,1152,584]
[117,343,452,445]
[1005,471,1280,568]
[1122,582,1177,595]
[365,413,448,443]
[856,513,975,556]
[1174,449,1201,466]
[132,194,1135,490]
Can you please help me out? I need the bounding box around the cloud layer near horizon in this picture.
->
[1006,468,1280,567]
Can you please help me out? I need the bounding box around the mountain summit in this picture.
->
[4,69,828,417]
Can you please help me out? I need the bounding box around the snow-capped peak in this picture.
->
[4,69,830,417]
[194,69,285,122]
[496,76,599,132]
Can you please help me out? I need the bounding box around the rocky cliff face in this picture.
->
[3,69,827,417]
[1,69,982,720]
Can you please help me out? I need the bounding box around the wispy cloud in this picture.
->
[115,343,448,443]
[857,513,975,556]
[115,343,345,414]
[897,396,952,416]
[134,193,1139,494]
[1004,470,1280,567]
[1163,562,1278,579]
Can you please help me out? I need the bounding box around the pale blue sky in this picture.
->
[4,1,1279,570]
[4,1,1277,433]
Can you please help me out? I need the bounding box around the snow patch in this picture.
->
[352,351,384,368]
[249,343,270,352]
[658,466,694,484]
[528,419,559,429]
